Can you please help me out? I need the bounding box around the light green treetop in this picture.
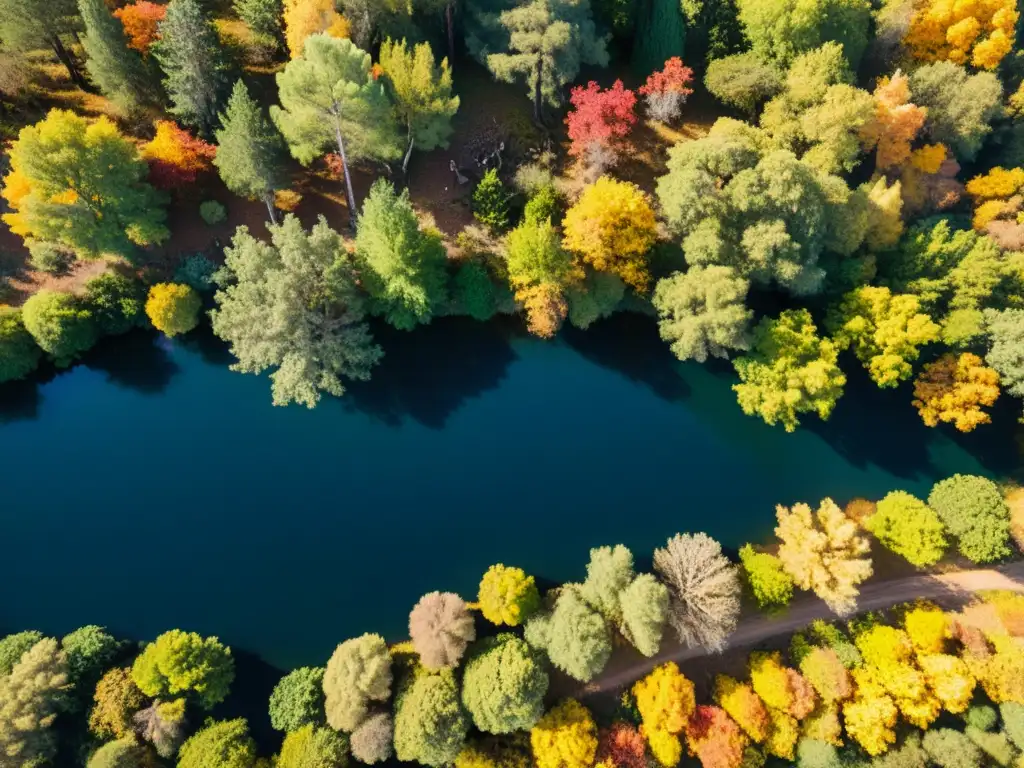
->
[130,629,235,709]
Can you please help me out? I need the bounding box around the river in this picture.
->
[0,313,1019,672]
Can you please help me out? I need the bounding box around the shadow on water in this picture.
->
[0,375,45,424]
[178,325,237,368]
[344,315,519,429]
[82,330,180,395]
[213,649,284,755]
[559,312,692,402]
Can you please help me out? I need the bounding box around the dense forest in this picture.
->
[1,472,1023,768]
[0,0,1021,436]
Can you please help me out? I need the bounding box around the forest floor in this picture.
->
[560,560,1024,709]
[0,34,723,306]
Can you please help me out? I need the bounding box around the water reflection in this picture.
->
[84,330,180,395]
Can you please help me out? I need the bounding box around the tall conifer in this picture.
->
[78,0,160,113]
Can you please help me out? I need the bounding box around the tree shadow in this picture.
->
[558,312,692,403]
[212,649,284,757]
[0,376,45,424]
[344,315,519,430]
[178,325,237,368]
[82,330,180,395]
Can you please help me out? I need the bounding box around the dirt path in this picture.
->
[579,561,1024,697]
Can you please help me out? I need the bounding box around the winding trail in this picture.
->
[578,561,1024,697]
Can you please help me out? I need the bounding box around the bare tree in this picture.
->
[409,592,476,669]
[653,533,740,652]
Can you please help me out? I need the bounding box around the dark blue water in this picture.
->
[0,313,1019,671]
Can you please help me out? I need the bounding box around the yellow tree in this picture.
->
[633,662,695,767]
[861,176,905,251]
[530,699,598,768]
[145,283,202,337]
[912,352,1001,432]
[861,72,927,171]
[775,499,872,615]
[855,626,941,729]
[843,666,898,756]
[919,654,975,713]
[903,604,949,655]
[562,177,657,293]
[966,166,1024,231]
[748,652,816,719]
[283,0,350,58]
[764,707,798,760]
[904,0,1018,69]
[713,676,769,743]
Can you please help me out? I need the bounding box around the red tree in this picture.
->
[638,57,694,123]
[565,79,637,162]
[114,1,167,54]
[141,121,217,190]
[596,723,646,768]
[686,706,748,768]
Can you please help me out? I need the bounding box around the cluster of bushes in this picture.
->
[739,474,1024,616]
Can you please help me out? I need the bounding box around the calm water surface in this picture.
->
[0,313,1019,671]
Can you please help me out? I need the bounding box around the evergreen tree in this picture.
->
[485,0,609,122]
[0,0,85,86]
[215,80,289,223]
[151,0,232,136]
[233,0,285,50]
[632,0,687,77]
[271,34,400,226]
[378,38,460,174]
[78,0,159,114]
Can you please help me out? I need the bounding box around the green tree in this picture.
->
[1001,703,1024,750]
[922,729,983,768]
[653,266,751,363]
[909,63,1002,161]
[0,308,42,383]
[214,80,288,224]
[0,638,70,768]
[270,667,326,733]
[461,634,548,734]
[2,110,169,258]
[866,491,948,567]
[704,52,782,114]
[211,216,382,408]
[271,34,400,224]
[738,545,794,610]
[78,0,158,113]
[632,0,687,76]
[22,290,98,367]
[177,719,258,768]
[130,629,235,709]
[732,309,846,432]
[473,169,511,232]
[452,262,498,321]
[619,573,670,657]
[579,544,635,622]
[736,0,870,67]
[151,0,231,135]
[478,564,541,626]
[829,286,940,388]
[84,272,145,336]
[233,0,284,49]
[484,0,609,121]
[323,634,392,732]
[393,672,469,767]
[62,625,120,705]
[355,180,449,330]
[0,631,44,675]
[0,0,85,86]
[984,309,1024,409]
[277,724,350,768]
[928,474,1012,563]
[378,38,459,174]
[86,738,153,768]
[524,588,612,683]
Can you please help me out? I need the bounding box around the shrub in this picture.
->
[738,545,793,611]
[145,283,202,337]
[409,592,476,669]
[393,672,469,767]
[269,667,325,733]
[461,634,548,734]
[27,240,75,274]
[866,491,948,567]
[473,169,510,231]
[199,200,227,225]
[22,290,98,367]
[928,474,1012,563]
[84,272,145,336]
[478,565,540,626]
[0,307,42,383]
[174,254,218,293]
[964,705,998,731]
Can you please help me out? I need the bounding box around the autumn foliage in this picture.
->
[638,58,694,123]
[565,80,637,163]
[912,352,1001,432]
[905,0,1018,69]
[283,0,350,58]
[596,723,645,768]
[685,706,748,768]
[861,72,927,170]
[142,121,217,190]
[114,1,166,54]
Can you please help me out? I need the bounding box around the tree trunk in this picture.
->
[402,129,415,178]
[333,115,359,230]
[445,2,456,70]
[50,35,85,88]
[264,193,278,225]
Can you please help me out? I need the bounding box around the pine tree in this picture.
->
[215,80,288,223]
[78,0,159,114]
[271,34,400,226]
[233,0,285,50]
[485,0,609,122]
[378,38,460,174]
[632,0,687,77]
[151,0,232,136]
[0,0,86,86]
